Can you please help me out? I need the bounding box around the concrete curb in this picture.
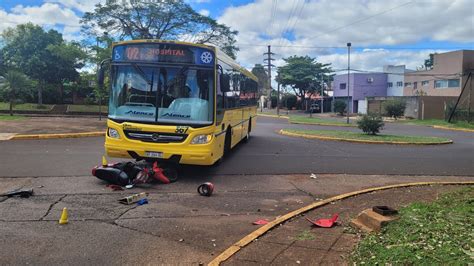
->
[208,181,474,266]
[432,125,474,133]
[257,114,289,119]
[11,131,105,140]
[290,121,356,127]
[279,129,454,145]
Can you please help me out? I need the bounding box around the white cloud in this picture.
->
[199,9,210,16]
[0,3,81,30]
[45,0,102,13]
[218,0,474,75]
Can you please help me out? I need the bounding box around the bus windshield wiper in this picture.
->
[131,63,152,86]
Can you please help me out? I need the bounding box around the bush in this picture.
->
[357,113,385,135]
[271,95,278,108]
[334,100,347,115]
[282,94,297,109]
[384,99,406,119]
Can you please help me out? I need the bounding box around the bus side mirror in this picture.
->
[220,74,230,92]
[97,59,111,88]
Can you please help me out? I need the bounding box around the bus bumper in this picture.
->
[105,125,223,166]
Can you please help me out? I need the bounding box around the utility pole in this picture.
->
[277,82,281,116]
[346,42,351,124]
[263,45,275,110]
[320,73,324,114]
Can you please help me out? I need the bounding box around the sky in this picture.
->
[1,0,473,81]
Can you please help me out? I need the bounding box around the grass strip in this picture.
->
[0,114,26,121]
[67,105,108,113]
[399,119,474,130]
[289,116,355,127]
[283,129,451,144]
[0,102,53,111]
[351,186,474,264]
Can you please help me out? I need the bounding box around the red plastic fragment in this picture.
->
[151,162,170,184]
[252,219,269,225]
[306,214,339,228]
[106,184,124,191]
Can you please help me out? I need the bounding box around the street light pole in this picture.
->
[346,42,351,124]
[320,73,324,114]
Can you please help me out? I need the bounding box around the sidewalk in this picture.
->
[0,117,107,134]
[222,184,467,265]
[0,116,106,139]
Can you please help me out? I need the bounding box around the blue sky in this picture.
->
[1,0,473,73]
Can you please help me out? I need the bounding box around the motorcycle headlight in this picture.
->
[191,134,212,144]
[108,128,120,139]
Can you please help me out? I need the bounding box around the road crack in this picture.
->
[40,194,67,221]
[289,181,320,200]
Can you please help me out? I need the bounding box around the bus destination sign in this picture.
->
[112,43,214,66]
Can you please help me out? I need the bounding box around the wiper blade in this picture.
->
[131,63,152,85]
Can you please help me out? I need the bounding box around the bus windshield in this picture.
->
[109,64,214,126]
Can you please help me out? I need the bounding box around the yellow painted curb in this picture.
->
[257,113,289,119]
[290,121,356,127]
[432,125,474,133]
[279,129,453,145]
[11,131,105,140]
[208,181,474,266]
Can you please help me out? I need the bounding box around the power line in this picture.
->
[277,0,301,46]
[237,43,471,50]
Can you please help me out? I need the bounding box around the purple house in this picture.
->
[332,73,387,113]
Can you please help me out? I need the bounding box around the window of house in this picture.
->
[422,80,429,86]
[413,82,418,89]
[448,79,460,87]
[405,82,412,87]
[434,79,459,88]
[387,82,393,88]
[397,81,403,87]
[339,83,346,90]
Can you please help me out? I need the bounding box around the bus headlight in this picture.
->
[191,134,212,144]
[108,128,120,139]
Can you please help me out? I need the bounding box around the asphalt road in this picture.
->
[0,116,473,178]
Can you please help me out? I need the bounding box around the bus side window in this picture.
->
[216,64,225,124]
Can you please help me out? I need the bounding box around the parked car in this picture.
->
[305,103,321,113]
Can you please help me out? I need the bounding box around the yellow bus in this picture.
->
[99,40,258,166]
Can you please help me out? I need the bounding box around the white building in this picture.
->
[383,65,414,96]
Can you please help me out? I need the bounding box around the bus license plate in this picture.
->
[145,151,163,158]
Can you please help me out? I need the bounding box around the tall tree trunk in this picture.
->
[59,83,64,104]
[38,81,43,105]
[9,90,14,116]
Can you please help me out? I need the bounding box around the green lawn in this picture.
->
[351,186,474,264]
[0,102,53,111]
[0,114,26,121]
[289,116,356,127]
[67,105,108,113]
[283,129,452,144]
[400,119,474,130]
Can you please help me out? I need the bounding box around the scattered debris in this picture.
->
[125,184,134,189]
[253,219,270,225]
[59,207,68,225]
[310,173,317,179]
[118,192,148,205]
[136,198,148,206]
[179,239,184,242]
[1,188,34,198]
[372,206,398,216]
[197,182,214,196]
[106,184,124,191]
[306,214,339,228]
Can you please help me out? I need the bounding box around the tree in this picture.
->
[276,56,332,110]
[47,42,87,103]
[1,23,84,105]
[81,0,239,58]
[424,53,435,70]
[0,70,32,116]
[251,64,269,95]
[334,100,347,115]
[357,113,384,135]
[384,99,406,119]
